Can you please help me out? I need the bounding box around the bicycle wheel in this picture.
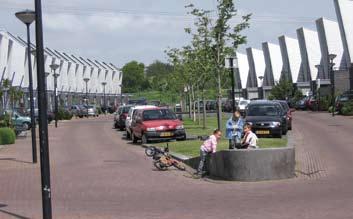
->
[172,160,186,171]
[154,161,168,171]
[145,146,156,157]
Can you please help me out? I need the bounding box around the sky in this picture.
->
[0,0,337,68]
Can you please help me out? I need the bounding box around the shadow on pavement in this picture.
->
[0,158,33,164]
[0,204,31,219]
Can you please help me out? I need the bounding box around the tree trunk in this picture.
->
[191,85,196,122]
[197,85,200,125]
[202,89,206,129]
[216,33,222,131]
[188,90,192,118]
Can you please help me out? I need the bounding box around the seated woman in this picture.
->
[241,123,258,149]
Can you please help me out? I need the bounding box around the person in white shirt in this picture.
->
[241,123,258,149]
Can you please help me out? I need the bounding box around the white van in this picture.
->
[125,105,157,139]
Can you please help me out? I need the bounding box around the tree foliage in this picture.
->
[268,79,294,100]
[121,61,148,93]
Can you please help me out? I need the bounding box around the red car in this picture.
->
[130,108,186,144]
[114,105,133,130]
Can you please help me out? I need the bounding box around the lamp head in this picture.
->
[258,76,264,80]
[49,63,60,71]
[83,78,90,82]
[328,54,337,62]
[101,82,107,86]
[15,9,36,25]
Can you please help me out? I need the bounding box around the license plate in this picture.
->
[256,130,270,135]
[160,132,173,137]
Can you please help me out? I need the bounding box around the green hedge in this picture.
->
[57,108,73,120]
[0,128,16,145]
[341,101,353,116]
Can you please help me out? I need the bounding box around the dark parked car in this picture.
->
[114,105,133,130]
[295,96,309,110]
[206,100,217,111]
[245,100,288,138]
[274,100,294,130]
[336,91,353,114]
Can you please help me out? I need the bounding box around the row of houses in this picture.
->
[232,0,353,99]
[0,29,122,110]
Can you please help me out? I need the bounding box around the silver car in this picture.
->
[86,105,99,117]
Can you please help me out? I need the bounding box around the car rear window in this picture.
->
[122,106,131,113]
[143,109,177,121]
[247,104,282,116]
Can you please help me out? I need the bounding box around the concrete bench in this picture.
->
[184,147,295,181]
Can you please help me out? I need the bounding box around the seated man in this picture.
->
[241,123,258,149]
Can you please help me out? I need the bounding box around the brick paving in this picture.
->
[1,112,353,219]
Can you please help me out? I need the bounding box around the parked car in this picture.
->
[336,91,353,114]
[174,104,182,113]
[238,99,251,115]
[6,110,31,130]
[70,105,87,118]
[295,96,309,110]
[125,105,157,139]
[206,100,217,111]
[86,105,99,117]
[128,98,148,105]
[26,108,54,123]
[306,96,319,111]
[274,100,294,130]
[245,100,287,138]
[130,107,186,144]
[114,105,133,130]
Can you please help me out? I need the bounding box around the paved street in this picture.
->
[1,112,353,219]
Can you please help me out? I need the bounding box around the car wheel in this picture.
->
[132,132,138,143]
[23,122,30,130]
[114,122,119,129]
[126,130,131,139]
[141,134,149,144]
[119,127,124,131]
[282,127,288,135]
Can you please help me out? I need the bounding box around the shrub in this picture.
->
[341,101,353,116]
[319,96,331,111]
[0,127,16,145]
[0,113,12,128]
[57,108,73,120]
[96,107,102,115]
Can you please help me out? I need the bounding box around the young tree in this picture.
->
[121,61,147,93]
[211,0,251,130]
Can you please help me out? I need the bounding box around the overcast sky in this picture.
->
[0,0,337,67]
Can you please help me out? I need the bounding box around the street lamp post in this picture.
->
[101,82,107,113]
[83,78,90,103]
[120,84,123,106]
[315,65,322,111]
[329,54,337,117]
[50,64,59,127]
[258,76,264,99]
[227,57,236,113]
[34,0,53,216]
[15,9,37,164]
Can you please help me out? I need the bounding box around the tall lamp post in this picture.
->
[101,82,107,113]
[15,9,37,164]
[34,0,53,216]
[315,65,322,111]
[226,57,237,113]
[50,64,59,127]
[83,78,90,103]
[258,76,264,99]
[329,54,337,117]
[119,84,123,106]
